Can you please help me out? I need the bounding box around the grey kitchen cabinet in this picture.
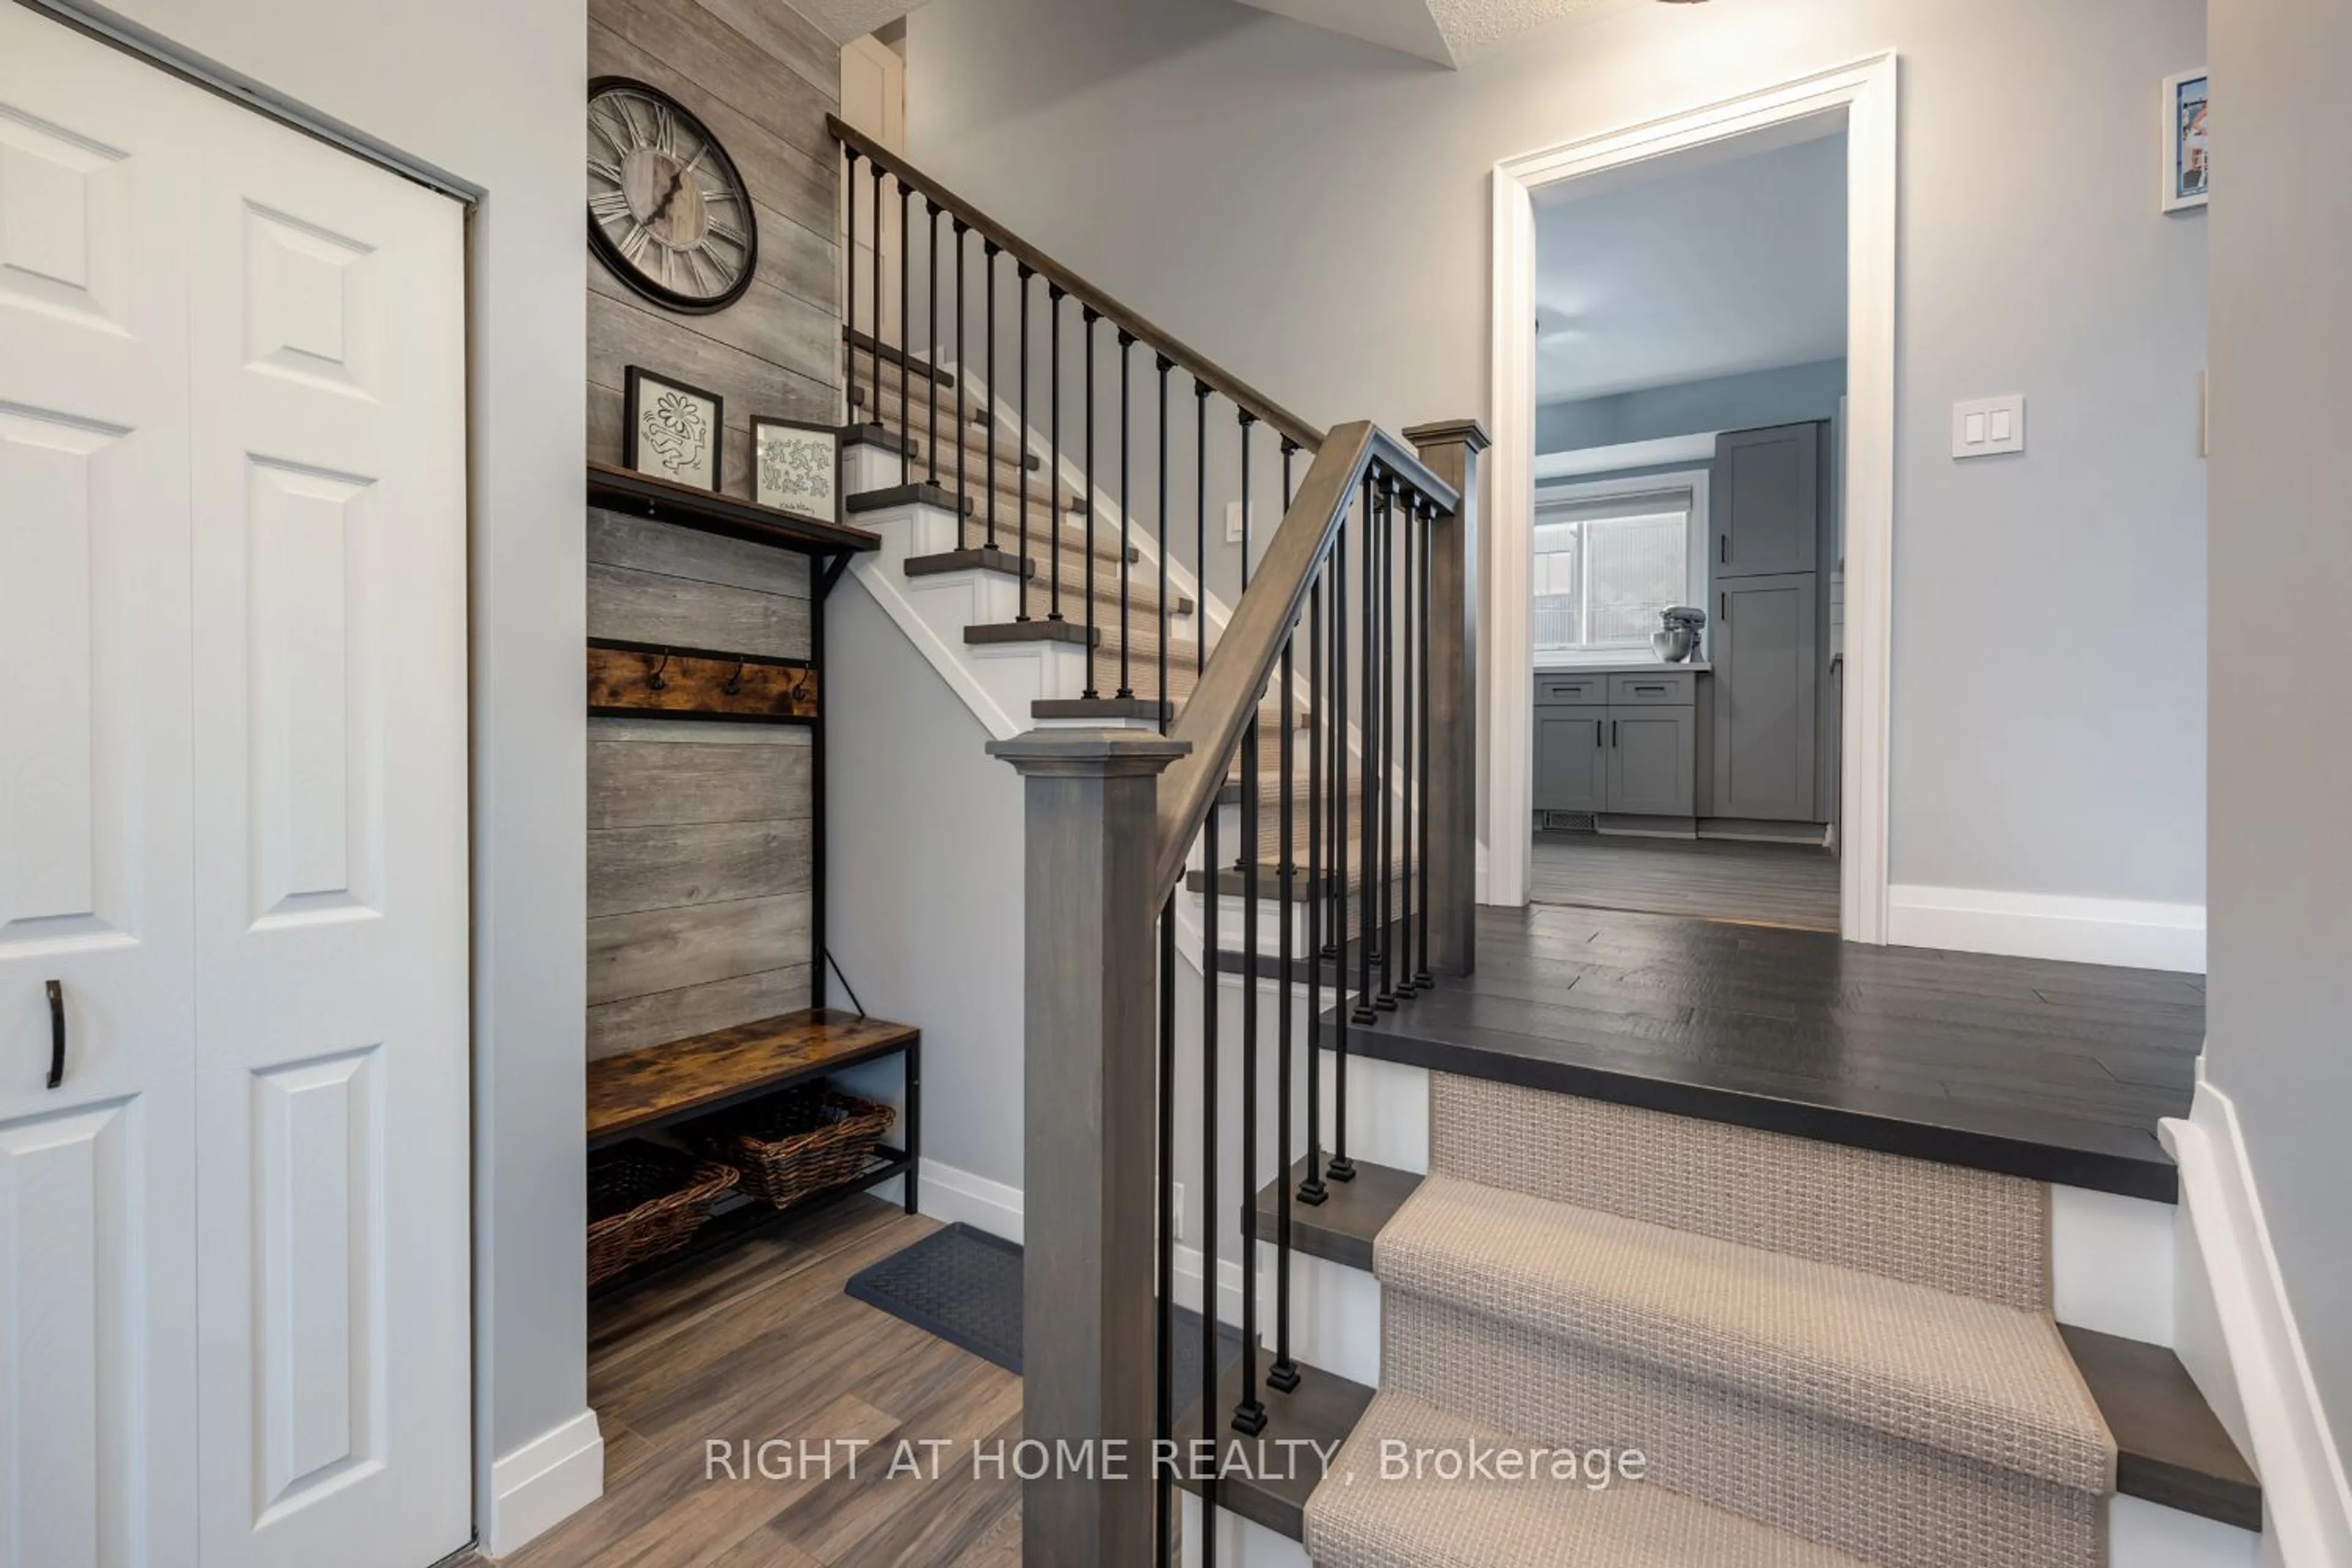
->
[1607,707,1696,817]
[1714,422,1822,579]
[1713,573,1819,821]
[1534,707,1608,812]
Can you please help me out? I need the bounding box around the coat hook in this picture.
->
[646,652,670,692]
[723,660,745,696]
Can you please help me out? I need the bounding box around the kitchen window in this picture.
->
[1532,486,1698,654]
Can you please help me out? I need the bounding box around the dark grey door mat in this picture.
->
[846,1222,1245,1387]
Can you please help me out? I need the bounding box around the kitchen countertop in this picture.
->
[1534,660,1711,674]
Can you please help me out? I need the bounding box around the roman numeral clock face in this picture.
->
[588,78,758,313]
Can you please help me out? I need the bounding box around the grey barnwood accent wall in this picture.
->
[585,0,842,1055]
[587,0,843,490]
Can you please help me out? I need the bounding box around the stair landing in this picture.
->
[1338,905,2202,1200]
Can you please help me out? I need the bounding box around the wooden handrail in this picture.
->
[1150,423,1460,897]
[827,115,1325,455]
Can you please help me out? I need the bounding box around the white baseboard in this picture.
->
[2163,1077,2352,1566]
[902,1158,1026,1245]
[484,1408,604,1557]
[1887,883,2206,973]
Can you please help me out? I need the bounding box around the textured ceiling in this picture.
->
[1238,0,1623,65]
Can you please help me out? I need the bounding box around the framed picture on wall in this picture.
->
[752,416,840,520]
[2163,69,2209,213]
[624,366,725,492]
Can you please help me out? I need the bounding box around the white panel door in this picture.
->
[184,84,471,1568]
[0,11,471,1568]
[0,12,200,1566]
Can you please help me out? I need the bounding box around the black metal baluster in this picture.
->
[1416,497,1436,991]
[1327,496,1355,1184]
[954,221,969,524]
[1199,794,1222,1564]
[1299,545,1329,1209]
[1194,384,1210,680]
[1082,309,1100,698]
[844,149,861,420]
[1395,486,1419,1000]
[1352,474,1381,1028]
[925,200,940,494]
[1233,417,1254,881]
[1017,266,1033,620]
[1376,477,1398,1012]
[1156,889,1177,1567]
[1048,284,1065,621]
[1238,413,1256,590]
[889,183,908,439]
[983,243,999,549]
[898,178,912,451]
[1234,678,1264,1433]
[1118,332,1136,700]
[1269,440,1301,1392]
[870,161,884,429]
[1156,355,1172,729]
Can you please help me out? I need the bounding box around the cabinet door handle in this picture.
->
[1720,591,1729,624]
[45,979,64,1090]
[1611,720,1619,748]
[1719,535,1728,565]
[1593,721,1602,748]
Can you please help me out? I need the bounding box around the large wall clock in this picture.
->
[588,77,759,314]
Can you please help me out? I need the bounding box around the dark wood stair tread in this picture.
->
[2062,1324,2262,1531]
[1170,1352,1375,1542]
[585,1007,918,1145]
[1251,1157,1422,1272]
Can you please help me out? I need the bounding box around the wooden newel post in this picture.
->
[1403,418,1489,978]
[985,726,1190,1568]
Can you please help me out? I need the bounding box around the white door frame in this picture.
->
[1488,52,1899,942]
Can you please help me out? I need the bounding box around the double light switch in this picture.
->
[1952,394,2026,458]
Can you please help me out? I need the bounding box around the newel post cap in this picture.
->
[1401,417,1493,454]
[987,726,1191,778]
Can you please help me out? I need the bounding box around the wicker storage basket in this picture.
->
[692,1085,896,1208]
[586,1140,740,1289]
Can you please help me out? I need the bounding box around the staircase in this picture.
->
[823,121,2254,1568]
[1307,1080,2111,1568]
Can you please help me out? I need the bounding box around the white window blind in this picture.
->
[1531,489,1693,653]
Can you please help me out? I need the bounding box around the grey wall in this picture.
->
[905,0,2209,908]
[1539,359,1847,454]
[825,577,1028,1198]
[2206,0,2352,1469]
[96,0,592,1485]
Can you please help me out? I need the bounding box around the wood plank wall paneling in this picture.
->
[584,0,840,1059]
[586,0,843,481]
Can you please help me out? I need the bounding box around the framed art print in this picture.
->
[752,416,840,520]
[624,366,724,492]
[2163,69,2209,212]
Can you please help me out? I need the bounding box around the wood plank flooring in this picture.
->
[459,1199,1022,1568]
[1349,905,2203,1199]
[1530,830,1841,931]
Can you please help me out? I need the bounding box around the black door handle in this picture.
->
[46,979,64,1090]
[1611,720,1619,748]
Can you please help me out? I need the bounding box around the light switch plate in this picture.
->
[1225,500,1251,544]
[1953,394,2026,458]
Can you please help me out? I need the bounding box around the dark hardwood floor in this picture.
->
[456,1199,1022,1568]
[1348,905,2203,1200]
[1530,829,1841,931]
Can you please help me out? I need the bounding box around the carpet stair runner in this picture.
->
[1303,1076,2117,1568]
